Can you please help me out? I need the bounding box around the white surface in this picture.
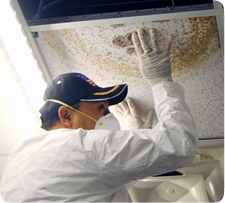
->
[0,1,46,153]
[129,175,209,202]
[177,160,224,202]
[128,147,224,202]
[0,42,42,153]
[0,153,10,181]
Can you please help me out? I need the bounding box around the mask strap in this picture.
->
[45,99,105,126]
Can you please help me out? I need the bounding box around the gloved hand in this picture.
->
[132,28,173,86]
[110,97,155,130]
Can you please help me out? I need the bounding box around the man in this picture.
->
[0,28,198,202]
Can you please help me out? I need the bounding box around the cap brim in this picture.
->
[81,84,128,105]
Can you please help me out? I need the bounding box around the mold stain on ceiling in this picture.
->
[35,16,223,139]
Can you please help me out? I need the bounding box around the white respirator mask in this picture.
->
[45,99,121,131]
[95,113,121,131]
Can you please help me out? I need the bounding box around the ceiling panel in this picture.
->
[34,15,223,139]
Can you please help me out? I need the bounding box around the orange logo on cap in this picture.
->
[93,85,119,95]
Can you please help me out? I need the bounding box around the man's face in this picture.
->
[70,100,110,130]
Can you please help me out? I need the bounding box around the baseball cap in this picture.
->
[39,73,128,122]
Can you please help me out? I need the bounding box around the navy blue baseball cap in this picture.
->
[39,73,128,122]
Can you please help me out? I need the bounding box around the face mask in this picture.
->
[95,113,121,131]
[45,99,121,130]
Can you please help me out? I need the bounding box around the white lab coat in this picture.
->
[0,82,198,202]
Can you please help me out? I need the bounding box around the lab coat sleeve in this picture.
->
[90,81,198,188]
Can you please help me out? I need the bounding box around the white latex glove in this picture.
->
[110,97,154,130]
[132,28,173,86]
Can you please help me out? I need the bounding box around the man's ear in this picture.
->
[58,106,73,127]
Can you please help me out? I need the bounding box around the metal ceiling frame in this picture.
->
[11,0,52,82]
[28,1,223,54]
[30,7,222,32]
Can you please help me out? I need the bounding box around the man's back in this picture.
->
[0,82,198,202]
[0,128,131,202]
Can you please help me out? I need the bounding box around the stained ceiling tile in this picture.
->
[35,16,223,139]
